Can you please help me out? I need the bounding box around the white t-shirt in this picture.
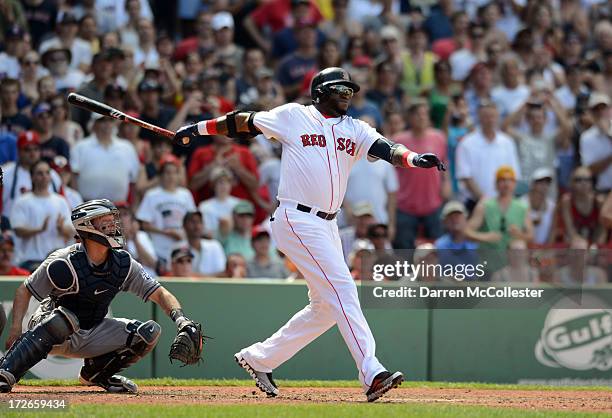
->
[456,129,521,200]
[93,0,153,33]
[191,239,226,275]
[259,158,282,201]
[1,162,63,217]
[64,186,83,209]
[345,158,399,224]
[580,125,612,192]
[0,53,20,78]
[71,135,140,201]
[449,49,477,81]
[53,68,86,91]
[522,195,555,245]
[136,186,196,263]
[10,192,72,263]
[198,196,241,236]
[491,84,530,120]
[126,230,157,278]
[253,104,380,212]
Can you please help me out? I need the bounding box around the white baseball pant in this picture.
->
[237,202,386,390]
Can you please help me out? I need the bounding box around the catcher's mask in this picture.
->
[71,199,124,249]
[310,67,360,105]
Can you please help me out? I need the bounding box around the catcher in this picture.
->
[0,199,203,394]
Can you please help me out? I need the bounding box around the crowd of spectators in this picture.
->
[0,0,611,283]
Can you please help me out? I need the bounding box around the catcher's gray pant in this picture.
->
[29,301,135,358]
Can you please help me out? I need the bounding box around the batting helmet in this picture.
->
[71,199,124,249]
[310,67,360,104]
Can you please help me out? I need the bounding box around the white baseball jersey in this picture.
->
[239,103,389,390]
[254,103,381,212]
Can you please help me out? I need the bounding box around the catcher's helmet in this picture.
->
[71,199,124,249]
[310,67,360,104]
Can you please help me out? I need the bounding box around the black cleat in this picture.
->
[234,354,279,397]
[366,371,404,402]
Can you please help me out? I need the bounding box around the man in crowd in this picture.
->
[218,200,256,261]
[246,227,288,279]
[70,115,139,202]
[2,130,62,218]
[580,93,611,194]
[32,102,70,163]
[183,211,226,277]
[10,160,73,271]
[456,101,521,211]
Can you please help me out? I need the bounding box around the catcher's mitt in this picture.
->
[168,319,204,366]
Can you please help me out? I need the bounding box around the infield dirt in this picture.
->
[9,385,612,413]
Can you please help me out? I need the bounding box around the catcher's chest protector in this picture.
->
[57,250,131,330]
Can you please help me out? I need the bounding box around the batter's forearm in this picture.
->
[367,138,417,168]
[196,113,254,136]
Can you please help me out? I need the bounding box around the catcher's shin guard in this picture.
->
[79,320,160,392]
[0,309,77,393]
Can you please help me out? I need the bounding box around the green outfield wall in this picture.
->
[0,278,610,385]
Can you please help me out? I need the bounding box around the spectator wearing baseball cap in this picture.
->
[0,26,26,79]
[39,11,93,72]
[137,78,177,143]
[217,200,257,260]
[2,130,62,218]
[579,92,612,193]
[32,102,70,164]
[0,233,30,276]
[136,154,196,269]
[435,201,479,279]
[339,201,376,263]
[183,211,226,277]
[246,225,289,279]
[197,167,241,237]
[466,166,533,273]
[211,12,244,71]
[168,245,195,277]
[522,168,555,245]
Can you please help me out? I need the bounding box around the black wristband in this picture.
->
[170,308,184,322]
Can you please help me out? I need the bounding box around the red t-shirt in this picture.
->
[393,128,448,216]
[251,0,323,33]
[4,266,31,276]
[188,144,260,203]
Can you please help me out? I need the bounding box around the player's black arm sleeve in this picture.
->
[367,137,415,167]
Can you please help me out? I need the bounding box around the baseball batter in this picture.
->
[0,199,204,394]
[174,67,445,402]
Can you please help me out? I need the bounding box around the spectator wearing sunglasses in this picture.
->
[466,166,533,274]
[556,166,607,245]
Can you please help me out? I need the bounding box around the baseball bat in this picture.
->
[67,93,175,138]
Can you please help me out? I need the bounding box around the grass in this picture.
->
[19,378,612,392]
[1,403,610,418]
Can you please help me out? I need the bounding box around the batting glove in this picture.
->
[413,153,446,171]
[173,124,198,147]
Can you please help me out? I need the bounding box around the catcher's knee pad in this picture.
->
[0,308,77,388]
[80,320,160,384]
